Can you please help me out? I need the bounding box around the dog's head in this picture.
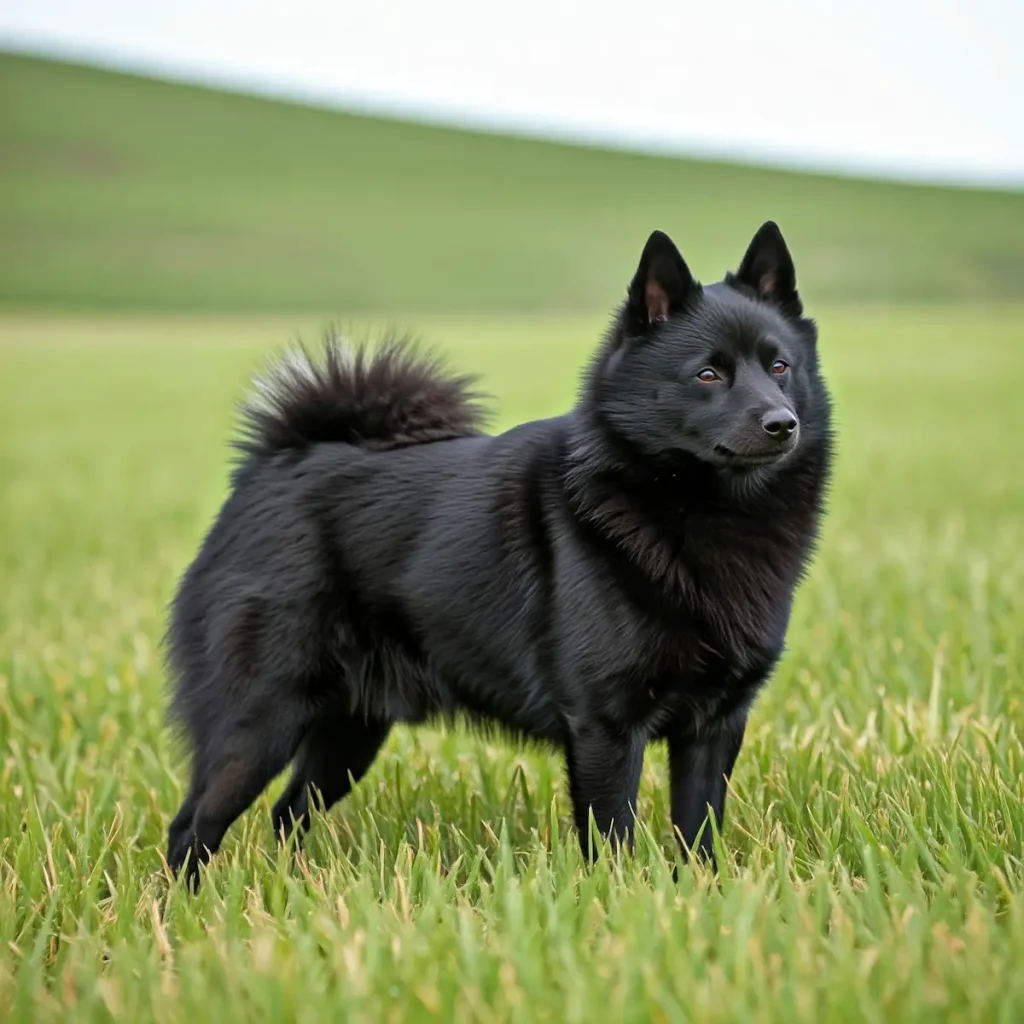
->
[595,222,827,476]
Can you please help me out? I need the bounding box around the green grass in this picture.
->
[3,52,1024,313]
[1,306,1023,1021]
[3,43,1024,1022]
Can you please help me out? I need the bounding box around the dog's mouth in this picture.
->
[713,443,792,467]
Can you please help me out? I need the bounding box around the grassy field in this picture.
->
[2,305,1023,1021]
[3,52,1024,313]
[3,46,1024,1023]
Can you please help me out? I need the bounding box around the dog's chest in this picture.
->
[610,561,792,735]
[616,623,777,735]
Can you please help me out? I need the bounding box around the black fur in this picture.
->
[164,222,833,888]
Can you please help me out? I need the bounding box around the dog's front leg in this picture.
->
[566,718,645,860]
[667,709,748,870]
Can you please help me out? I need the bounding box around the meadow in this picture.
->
[3,53,1024,314]
[2,52,1024,1023]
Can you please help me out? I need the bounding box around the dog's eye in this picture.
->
[771,360,789,375]
[697,368,720,383]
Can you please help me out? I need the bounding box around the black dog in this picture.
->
[165,222,833,887]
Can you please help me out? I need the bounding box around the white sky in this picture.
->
[2,0,1023,186]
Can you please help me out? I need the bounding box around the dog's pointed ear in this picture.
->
[735,221,801,314]
[627,230,697,327]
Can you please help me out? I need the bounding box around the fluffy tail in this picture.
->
[234,332,488,458]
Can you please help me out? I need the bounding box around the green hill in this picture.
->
[2,51,1023,313]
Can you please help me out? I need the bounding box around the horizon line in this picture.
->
[4,39,1024,194]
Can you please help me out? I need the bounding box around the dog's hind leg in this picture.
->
[167,701,310,889]
[166,778,203,867]
[271,706,391,842]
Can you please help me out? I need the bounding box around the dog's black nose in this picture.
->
[761,409,798,439]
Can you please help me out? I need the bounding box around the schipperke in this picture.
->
[165,222,833,888]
